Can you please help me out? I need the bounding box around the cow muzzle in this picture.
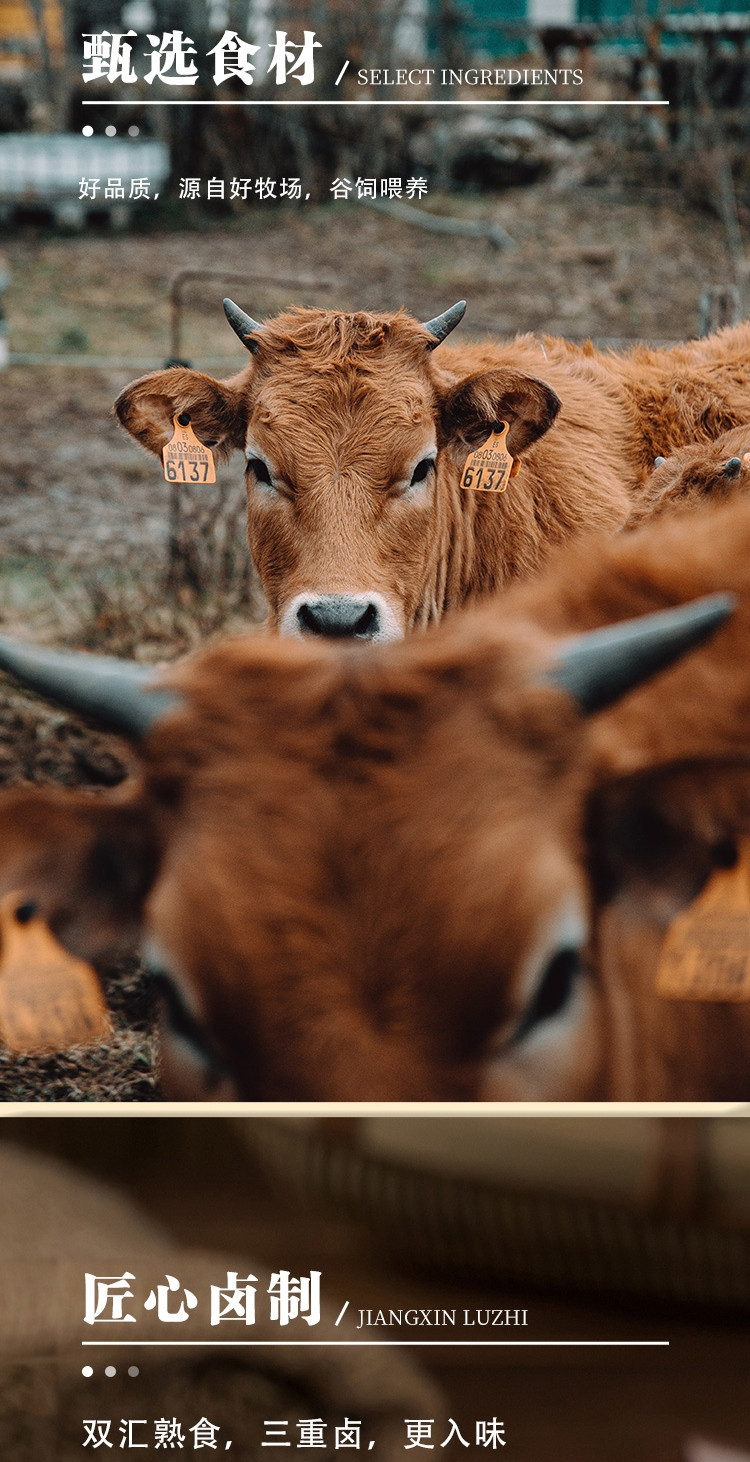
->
[281,592,404,643]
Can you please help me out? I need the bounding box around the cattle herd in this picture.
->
[3,298,750,1101]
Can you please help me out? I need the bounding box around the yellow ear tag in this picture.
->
[656,839,750,1001]
[162,413,216,486]
[0,893,112,1053]
[460,421,519,494]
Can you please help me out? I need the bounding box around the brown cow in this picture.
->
[115,303,750,641]
[2,504,750,1100]
[626,423,750,528]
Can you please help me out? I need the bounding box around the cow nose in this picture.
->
[296,594,382,639]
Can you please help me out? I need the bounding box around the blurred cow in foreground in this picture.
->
[116,303,750,642]
[626,424,750,528]
[2,504,750,1100]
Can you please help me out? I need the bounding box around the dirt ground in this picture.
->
[0,169,740,1100]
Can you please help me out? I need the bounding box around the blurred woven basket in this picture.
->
[239,1118,750,1312]
[0,1139,443,1461]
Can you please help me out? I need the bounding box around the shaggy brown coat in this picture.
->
[115,309,750,634]
[626,422,750,527]
[3,503,750,1099]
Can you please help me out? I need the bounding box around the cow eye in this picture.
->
[410,457,435,488]
[247,457,273,487]
[151,969,231,1092]
[512,947,583,1045]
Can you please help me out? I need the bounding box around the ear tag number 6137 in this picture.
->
[163,413,216,485]
[460,420,519,493]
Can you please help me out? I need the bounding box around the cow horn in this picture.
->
[422,300,466,350]
[223,298,263,353]
[547,593,735,715]
[654,456,666,468]
[0,638,182,739]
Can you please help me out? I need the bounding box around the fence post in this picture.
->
[697,284,741,337]
[0,257,9,371]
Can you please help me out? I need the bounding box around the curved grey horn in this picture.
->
[223,298,263,354]
[0,638,182,740]
[654,456,666,468]
[422,300,466,350]
[724,456,743,479]
[546,593,735,715]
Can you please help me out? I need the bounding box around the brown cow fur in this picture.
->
[115,309,750,636]
[625,423,750,528]
[5,502,750,1099]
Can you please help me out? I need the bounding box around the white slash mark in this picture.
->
[335,1302,349,1326]
[225,1443,232,1450]
[368,1443,375,1451]
[335,61,350,86]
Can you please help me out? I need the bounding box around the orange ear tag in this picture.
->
[656,838,750,1001]
[460,420,520,494]
[0,893,112,1053]
[162,413,216,485]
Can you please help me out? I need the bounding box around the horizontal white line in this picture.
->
[1,1101,744,1113]
[81,99,669,107]
[82,1339,670,1347]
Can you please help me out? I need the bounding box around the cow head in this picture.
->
[626,425,750,530]
[0,585,735,1102]
[115,303,560,641]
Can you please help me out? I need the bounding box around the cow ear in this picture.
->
[0,787,161,959]
[440,369,561,458]
[586,760,750,925]
[115,368,247,462]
